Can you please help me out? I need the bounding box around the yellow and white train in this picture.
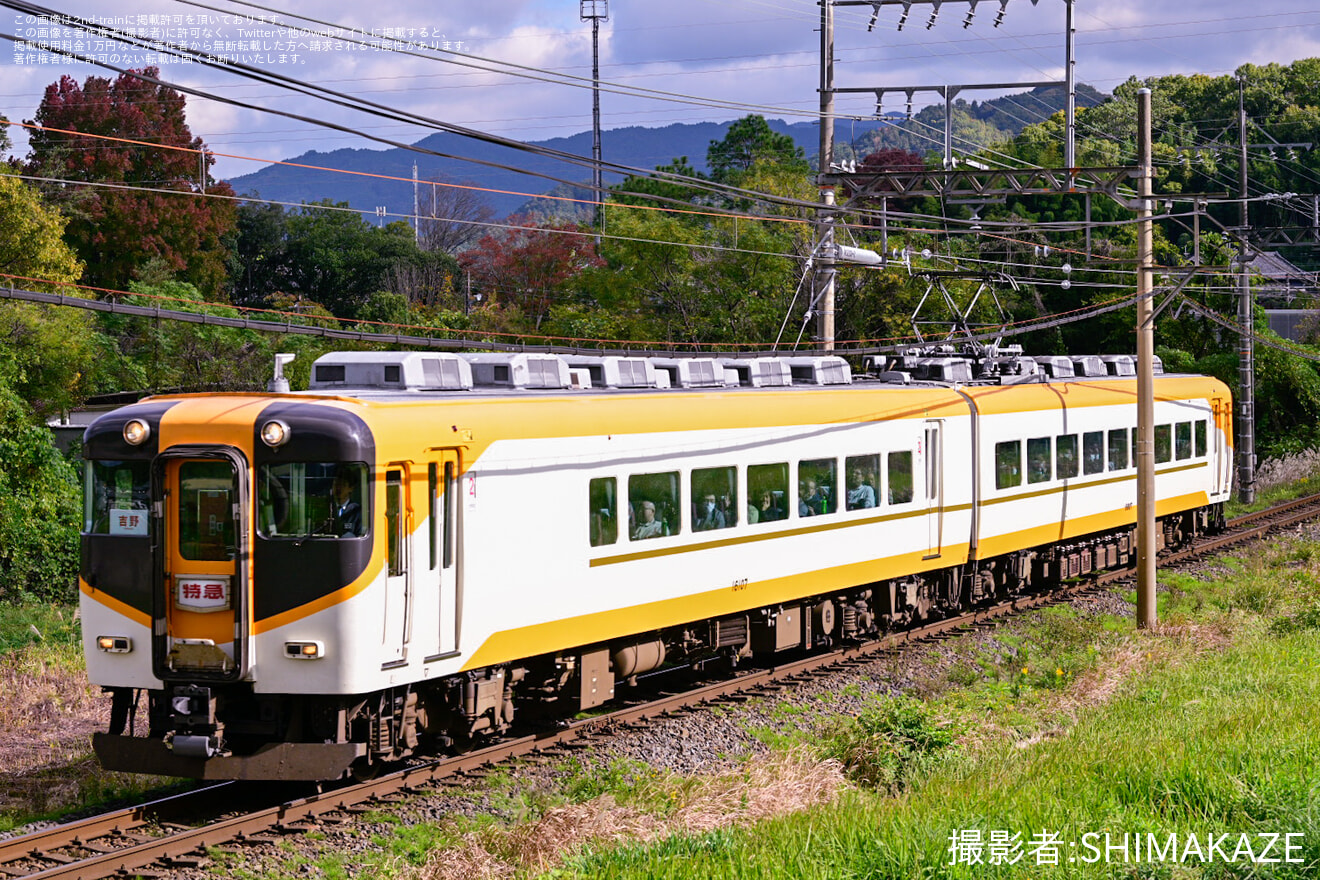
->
[80,349,1232,780]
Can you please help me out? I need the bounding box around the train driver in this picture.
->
[331,469,363,537]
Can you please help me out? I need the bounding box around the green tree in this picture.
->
[96,281,275,391]
[238,201,435,319]
[0,174,101,416]
[228,201,290,308]
[708,116,809,186]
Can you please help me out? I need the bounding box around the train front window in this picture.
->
[257,462,371,539]
[178,461,238,561]
[85,460,150,535]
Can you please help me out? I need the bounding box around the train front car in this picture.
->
[81,395,379,780]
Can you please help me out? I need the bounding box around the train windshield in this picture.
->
[84,460,151,535]
[257,462,371,539]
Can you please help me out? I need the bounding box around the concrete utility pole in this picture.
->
[1135,88,1157,629]
[1064,0,1076,171]
[816,0,837,350]
[1237,75,1256,504]
[581,1,608,239]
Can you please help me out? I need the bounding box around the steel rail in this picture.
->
[6,492,1320,878]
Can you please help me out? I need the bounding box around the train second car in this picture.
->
[80,350,1231,780]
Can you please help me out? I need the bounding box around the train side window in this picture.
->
[1056,435,1078,479]
[691,467,736,531]
[628,472,679,540]
[1175,422,1192,460]
[887,451,914,503]
[386,470,404,577]
[845,454,880,510]
[1027,437,1051,484]
[995,441,1022,490]
[429,463,438,569]
[748,463,789,524]
[1195,420,1207,457]
[589,477,618,547]
[1083,432,1104,475]
[798,458,837,517]
[1107,429,1129,471]
[443,462,455,569]
[1155,425,1172,463]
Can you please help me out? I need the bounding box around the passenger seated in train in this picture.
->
[799,478,828,516]
[757,489,785,522]
[693,493,727,531]
[846,470,876,510]
[718,493,737,527]
[632,500,666,539]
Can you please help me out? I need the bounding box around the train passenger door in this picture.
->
[924,420,944,559]
[383,466,411,665]
[155,449,248,682]
[427,451,461,658]
[1212,398,1232,495]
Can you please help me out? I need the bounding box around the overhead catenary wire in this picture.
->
[0,1,846,218]
[0,274,1151,357]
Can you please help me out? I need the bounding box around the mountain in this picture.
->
[224,85,1105,221]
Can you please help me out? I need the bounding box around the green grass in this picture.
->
[0,601,81,655]
[557,625,1320,879]
[543,536,1320,880]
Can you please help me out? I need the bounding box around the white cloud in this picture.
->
[0,0,1316,181]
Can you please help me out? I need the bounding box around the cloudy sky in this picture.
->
[3,0,1320,184]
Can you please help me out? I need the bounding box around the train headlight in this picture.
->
[260,419,291,448]
[285,640,324,659]
[122,419,150,446]
[96,635,132,653]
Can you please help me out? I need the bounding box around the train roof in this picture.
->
[293,349,1182,402]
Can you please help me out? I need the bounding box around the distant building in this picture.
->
[1250,251,1320,342]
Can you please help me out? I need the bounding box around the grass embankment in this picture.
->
[0,602,178,832]
[369,534,1320,880]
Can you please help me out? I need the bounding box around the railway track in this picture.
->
[6,492,1320,879]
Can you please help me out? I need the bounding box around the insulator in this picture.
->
[897,0,912,30]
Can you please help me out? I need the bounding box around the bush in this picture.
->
[818,696,958,792]
[0,382,80,602]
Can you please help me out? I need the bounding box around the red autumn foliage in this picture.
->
[25,68,235,296]
[458,219,603,329]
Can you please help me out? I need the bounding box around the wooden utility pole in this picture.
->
[1135,87,1157,629]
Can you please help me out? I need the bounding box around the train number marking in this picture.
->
[731,578,749,592]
